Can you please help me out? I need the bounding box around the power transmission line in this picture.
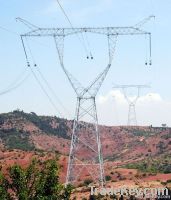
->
[19,17,153,187]
[0,23,72,117]
[1,68,28,90]
[36,66,72,118]
[84,32,94,59]
[113,84,150,126]
[25,37,72,118]
[0,25,18,35]
[0,71,30,96]
[0,26,32,94]
[21,36,71,117]
[55,0,93,59]
[30,66,63,117]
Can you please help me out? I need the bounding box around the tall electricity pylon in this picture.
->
[19,17,152,187]
[113,85,150,126]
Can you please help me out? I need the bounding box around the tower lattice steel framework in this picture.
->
[19,17,152,187]
[113,85,150,126]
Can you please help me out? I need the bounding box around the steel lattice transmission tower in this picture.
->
[113,85,150,126]
[18,17,152,187]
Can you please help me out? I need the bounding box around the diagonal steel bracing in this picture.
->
[113,85,150,126]
[19,17,152,187]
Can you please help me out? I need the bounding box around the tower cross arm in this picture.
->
[21,27,150,37]
[113,84,151,104]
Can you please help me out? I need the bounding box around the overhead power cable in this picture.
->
[25,37,72,117]
[25,37,37,66]
[134,15,154,66]
[0,25,18,35]
[0,26,31,95]
[29,66,63,117]
[84,32,93,59]
[2,68,28,90]
[36,66,72,117]
[0,23,71,118]
[21,36,65,117]
[0,71,30,96]
[55,0,93,59]
[0,23,50,49]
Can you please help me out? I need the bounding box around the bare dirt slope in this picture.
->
[0,110,171,195]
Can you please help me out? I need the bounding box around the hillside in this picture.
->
[0,110,171,160]
[0,110,171,193]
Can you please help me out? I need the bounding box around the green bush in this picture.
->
[105,175,111,181]
[83,179,93,186]
[0,158,73,200]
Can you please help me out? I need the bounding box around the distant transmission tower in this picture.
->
[18,17,153,187]
[113,85,150,126]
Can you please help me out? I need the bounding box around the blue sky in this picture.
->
[0,0,171,126]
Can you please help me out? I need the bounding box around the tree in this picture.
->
[0,171,11,200]
[0,158,73,200]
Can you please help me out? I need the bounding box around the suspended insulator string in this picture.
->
[149,33,152,65]
[79,33,91,59]
[55,0,90,58]
[0,25,67,117]
[84,32,93,59]
[25,37,72,117]
[0,72,30,96]
[29,66,63,117]
[145,34,148,65]
[21,37,63,117]
[25,37,37,66]
[21,36,30,66]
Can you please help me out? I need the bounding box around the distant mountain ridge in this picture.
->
[0,110,171,163]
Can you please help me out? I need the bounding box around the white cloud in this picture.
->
[98,90,125,104]
[97,90,171,127]
[138,93,162,103]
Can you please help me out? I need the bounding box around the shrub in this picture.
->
[0,158,73,200]
[83,179,93,186]
[105,175,112,181]
[0,129,34,151]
